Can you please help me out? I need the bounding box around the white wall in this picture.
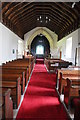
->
[78,28,80,46]
[57,29,79,65]
[0,23,24,65]
[0,23,2,65]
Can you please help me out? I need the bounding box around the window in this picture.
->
[76,47,80,66]
[66,37,72,58]
[36,45,44,55]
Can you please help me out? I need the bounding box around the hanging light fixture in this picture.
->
[37,15,51,23]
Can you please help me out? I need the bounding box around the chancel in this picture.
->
[0,1,80,120]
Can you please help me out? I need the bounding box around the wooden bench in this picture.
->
[44,58,70,72]
[63,79,80,109]
[0,77,21,109]
[2,70,25,94]
[59,74,80,95]
[0,88,13,119]
[71,96,80,120]
[7,57,35,72]
[2,66,29,85]
[58,69,80,80]
[58,70,80,94]
[3,61,32,77]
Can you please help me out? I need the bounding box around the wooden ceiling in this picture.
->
[1,2,80,40]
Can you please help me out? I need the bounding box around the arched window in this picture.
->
[36,45,44,55]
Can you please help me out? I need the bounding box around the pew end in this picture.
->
[64,79,80,111]
[72,96,80,120]
[0,88,13,119]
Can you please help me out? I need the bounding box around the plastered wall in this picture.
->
[57,29,79,64]
[0,23,23,64]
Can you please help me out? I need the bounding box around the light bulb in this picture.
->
[40,16,41,19]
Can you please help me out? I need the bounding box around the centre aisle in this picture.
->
[16,64,69,120]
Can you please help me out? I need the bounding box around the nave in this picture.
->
[0,2,80,120]
[1,57,80,120]
[16,63,70,120]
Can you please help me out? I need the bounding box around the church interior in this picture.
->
[0,1,80,120]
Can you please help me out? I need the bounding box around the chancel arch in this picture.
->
[31,34,50,58]
[25,28,55,53]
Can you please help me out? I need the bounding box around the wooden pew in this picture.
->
[5,58,34,67]
[71,96,80,120]
[58,70,80,94]
[63,79,80,109]
[2,66,29,85]
[0,88,13,119]
[3,61,32,77]
[1,77,21,109]
[2,70,25,94]
[44,58,70,72]
[44,58,60,71]
[58,69,80,80]
[2,57,35,77]
[59,74,80,95]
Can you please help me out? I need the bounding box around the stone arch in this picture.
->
[26,28,54,51]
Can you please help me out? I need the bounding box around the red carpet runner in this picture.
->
[16,64,69,120]
[36,59,44,64]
